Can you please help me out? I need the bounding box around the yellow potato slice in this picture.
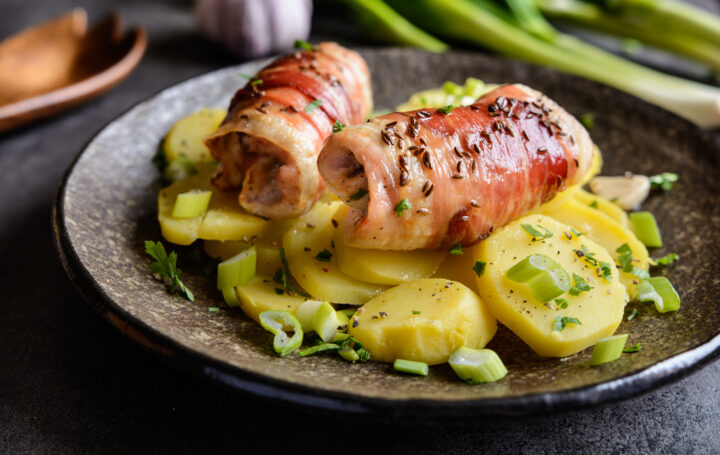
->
[333,207,446,285]
[163,108,227,163]
[540,197,648,289]
[348,278,497,365]
[283,201,387,305]
[474,214,627,357]
[528,185,579,215]
[573,188,629,228]
[235,276,309,323]
[157,165,216,245]
[579,146,603,186]
[432,247,479,291]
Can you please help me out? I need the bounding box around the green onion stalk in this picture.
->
[378,0,720,128]
[534,0,720,72]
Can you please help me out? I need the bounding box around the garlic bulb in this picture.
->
[196,0,313,59]
[589,174,650,210]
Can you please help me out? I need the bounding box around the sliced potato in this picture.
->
[158,165,216,245]
[334,207,445,285]
[283,201,387,305]
[432,247,479,291]
[235,276,308,323]
[348,278,497,365]
[528,185,579,215]
[540,197,649,289]
[573,188,630,228]
[474,214,627,357]
[579,146,603,186]
[163,108,227,163]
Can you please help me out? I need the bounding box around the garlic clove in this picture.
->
[589,174,650,210]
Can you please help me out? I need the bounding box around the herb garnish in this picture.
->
[597,261,613,281]
[589,200,599,209]
[293,39,313,51]
[144,240,194,302]
[473,260,487,277]
[437,104,455,114]
[297,336,370,362]
[579,112,595,129]
[348,188,368,201]
[616,243,650,279]
[627,308,638,321]
[314,249,333,262]
[521,223,553,241]
[649,172,678,191]
[623,344,642,353]
[568,274,593,296]
[570,227,584,237]
[654,253,679,266]
[449,244,464,255]
[305,99,323,113]
[332,120,345,132]
[412,310,421,315]
[394,198,412,217]
[553,316,582,331]
[208,307,220,313]
[273,248,311,297]
[555,298,569,309]
[250,79,263,86]
[237,72,255,79]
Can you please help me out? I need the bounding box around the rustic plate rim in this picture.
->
[52,48,720,419]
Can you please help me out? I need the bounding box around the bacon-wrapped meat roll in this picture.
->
[318,84,593,250]
[204,42,372,219]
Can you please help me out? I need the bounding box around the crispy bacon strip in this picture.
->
[204,42,372,219]
[317,84,593,250]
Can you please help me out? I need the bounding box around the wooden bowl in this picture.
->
[0,9,146,132]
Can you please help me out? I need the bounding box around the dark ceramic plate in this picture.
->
[53,49,720,419]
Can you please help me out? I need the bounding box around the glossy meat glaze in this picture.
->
[318,84,593,250]
[204,42,372,219]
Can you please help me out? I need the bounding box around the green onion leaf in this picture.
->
[449,244,464,255]
[568,273,593,296]
[348,188,368,201]
[314,249,333,262]
[623,344,642,353]
[448,346,507,384]
[654,253,679,266]
[634,277,681,313]
[521,223,553,241]
[506,254,571,303]
[332,121,345,132]
[144,240,194,302]
[216,246,256,290]
[394,198,412,217]
[649,173,678,191]
[393,359,429,376]
[473,260,487,277]
[589,333,628,366]
[630,211,663,248]
[553,316,582,331]
[305,99,323,113]
[293,39,313,50]
[297,343,340,357]
[259,310,303,356]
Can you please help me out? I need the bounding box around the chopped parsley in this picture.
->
[553,316,582,331]
[568,273,593,296]
[473,260,487,277]
[144,240,194,302]
[616,243,650,279]
[623,344,642,353]
[273,248,311,297]
[437,104,455,114]
[449,244,464,255]
[237,72,255,79]
[293,39,314,51]
[208,307,220,313]
[348,188,368,201]
[654,253,679,266]
[412,310,421,315]
[575,244,598,266]
[332,121,345,132]
[597,261,613,282]
[394,198,412,217]
[570,227,584,237]
[314,249,333,262]
[521,223,553,241]
[250,79,263,85]
[298,336,370,362]
[627,307,638,321]
[589,200,599,209]
[580,112,595,129]
[554,298,569,309]
[305,99,323,113]
[649,172,678,191]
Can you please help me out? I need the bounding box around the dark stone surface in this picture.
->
[1,0,719,453]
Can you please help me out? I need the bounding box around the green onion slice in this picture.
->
[171,190,212,218]
[339,344,361,362]
[448,346,507,384]
[635,277,681,313]
[589,334,628,366]
[295,300,325,332]
[393,359,429,376]
[506,254,571,303]
[630,211,663,248]
[338,308,357,319]
[258,310,303,356]
[312,301,346,342]
[221,286,241,307]
[216,246,256,290]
